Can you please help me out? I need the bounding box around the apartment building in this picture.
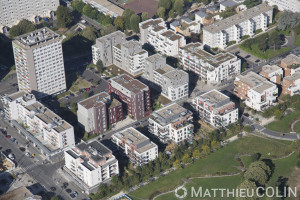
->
[111,127,158,165]
[92,31,125,67]
[0,0,58,33]
[203,4,273,49]
[234,72,278,111]
[139,18,186,56]
[170,17,201,36]
[113,40,148,76]
[260,64,283,84]
[2,92,75,157]
[282,72,300,96]
[82,0,124,17]
[149,103,194,143]
[64,141,119,193]
[109,74,151,120]
[193,90,238,127]
[12,28,66,99]
[195,11,215,25]
[179,42,241,83]
[142,54,189,101]
[77,92,123,134]
[280,54,300,77]
[263,0,300,12]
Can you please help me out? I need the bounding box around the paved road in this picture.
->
[241,115,300,141]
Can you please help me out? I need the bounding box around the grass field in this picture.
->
[266,110,300,133]
[69,77,91,93]
[129,136,292,199]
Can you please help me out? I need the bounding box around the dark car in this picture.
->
[50,187,56,191]
[91,85,96,88]
[70,191,78,198]
[245,55,251,59]
[19,147,26,152]
[70,93,75,97]
[235,51,240,55]
[255,59,260,63]
[66,188,72,193]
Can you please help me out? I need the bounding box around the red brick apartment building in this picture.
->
[109,74,152,120]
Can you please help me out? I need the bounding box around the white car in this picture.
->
[8,154,15,160]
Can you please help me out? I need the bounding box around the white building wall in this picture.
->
[263,0,300,12]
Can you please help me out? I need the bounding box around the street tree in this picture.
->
[96,60,104,73]
[173,0,184,16]
[157,7,166,20]
[72,0,85,13]
[81,26,98,42]
[114,16,125,31]
[130,14,140,33]
[122,9,135,29]
[268,30,281,50]
[100,24,117,36]
[158,0,172,10]
[56,6,73,28]
[9,19,36,38]
[141,12,149,22]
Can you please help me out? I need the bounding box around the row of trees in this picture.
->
[157,0,185,20]
[277,11,300,31]
[9,19,36,38]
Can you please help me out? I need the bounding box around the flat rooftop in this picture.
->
[284,72,300,81]
[282,54,300,65]
[261,65,282,74]
[76,141,112,163]
[252,81,276,93]
[14,27,60,48]
[5,91,26,102]
[111,74,148,93]
[236,71,267,88]
[78,92,110,109]
[155,65,174,75]
[92,0,124,16]
[164,69,188,81]
[146,53,166,64]
[151,103,191,125]
[181,42,237,68]
[204,3,273,33]
[161,30,183,41]
[25,101,72,133]
[198,89,229,104]
[140,18,165,29]
[97,30,125,43]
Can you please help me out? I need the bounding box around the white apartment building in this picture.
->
[2,92,75,157]
[282,72,300,96]
[142,54,189,101]
[203,4,273,49]
[149,103,194,143]
[113,40,148,76]
[263,0,300,12]
[234,72,278,111]
[193,90,238,127]
[0,0,58,33]
[12,28,66,99]
[260,64,283,84]
[179,42,241,83]
[64,141,119,193]
[139,18,186,56]
[111,127,158,165]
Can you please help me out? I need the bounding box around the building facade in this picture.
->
[203,4,273,49]
[179,42,241,83]
[108,74,151,120]
[263,0,300,12]
[12,28,66,99]
[260,64,283,84]
[111,127,158,165]
[193,89,238,127]
[139,18,186,56]
[2,92,75,156]
[234,72,278,111]
[142,54,189,101]
[282,72,300,96]
[77,92,123,134]
[64,141,119,192]
[149,103,194,143]
[0,0,58,33]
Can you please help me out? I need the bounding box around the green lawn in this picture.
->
[239,43,292,60]
[294,35,300,47]
[294,121,300,133]
[266,110,300,133]
[129,136,292,199]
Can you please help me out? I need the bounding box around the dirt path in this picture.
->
[291,119,300,132]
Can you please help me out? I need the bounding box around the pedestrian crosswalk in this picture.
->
[15,162,40,173]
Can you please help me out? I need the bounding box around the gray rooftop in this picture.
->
[204,3,273,33]
[260,65,282,74]
[195,11,208,18]
[221,0,238,8]
[164,69,188,81]
[252,81,276,93]
[146,54,166,64]
[151,103,192,126]
[284,72,300,81]
[5,91,26,102]
[78,92,110,109]
[97,30,125,43]
[110,74,148,93]
[170,20,181,27]
[236,71,267,88]
[76,141,112,163]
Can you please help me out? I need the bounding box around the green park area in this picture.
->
[266,110,300,133]
[129,135,296,200]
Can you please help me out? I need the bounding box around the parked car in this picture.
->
[245,55,251,59]
[85,88,90,91]
[8,154,15,160]
[248,116,254,121]
[10,137,18,144]
[70,191,78,198]
[255,59,260,63]
[6,135,11,139]
[91,85,96,88]
[88,79,93,83]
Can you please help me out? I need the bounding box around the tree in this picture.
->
[268,30,281,50]
[244,166,268,186]
[192,149,201,159]
[250,153,261,163]
[81,26,98,42]
[72,0,85,13]
[243,125,252,133]
[168,9,176,19]
[96,60,104,73]
[173,0,184,16]
[173,159,181,169]
[182,153,191,164]
[56,6,73,28]
[83,91,89,99]
[102,15,113,26]
[122,9,135,29]
[294,22,300,35]
[9,19,36,38]
[114,16,125,31]
[250,161,272,177]
[157,7,166,20]
[141,12,149,22]
[101,24,117,36]
[83,5,93,18]
[274,108,283,119]
[258,40,268,52]
[243,0,260,9]
[241,61,248,72]
[202,145,210,156]
[236,180,258,200]
[130,14,140,33]
[277,11,300,30]
[211,140,220,151]
[111,175,122,190]
[158,0,172,10]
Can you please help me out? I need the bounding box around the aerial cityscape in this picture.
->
[0,0,300,200]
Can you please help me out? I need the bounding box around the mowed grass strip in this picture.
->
[129,136,291,199]
[266,110,300,133]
